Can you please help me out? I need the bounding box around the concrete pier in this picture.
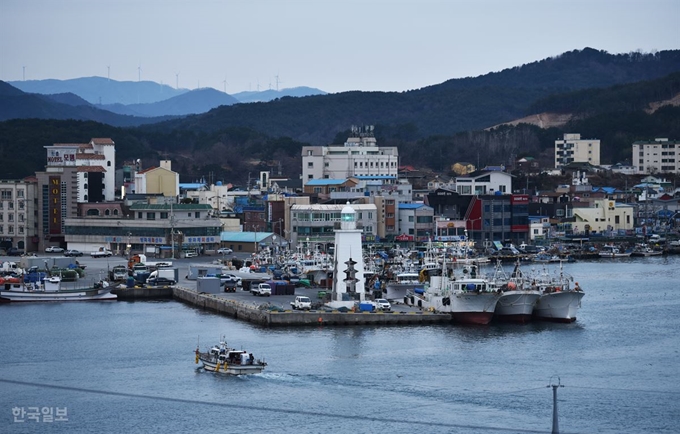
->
[172,286,451,327]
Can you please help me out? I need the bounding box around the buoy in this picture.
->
[215,362,220,372]
[318,317,323,324]
[195,352,199,364]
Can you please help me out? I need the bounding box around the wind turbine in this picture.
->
[175,72,179,89]
[107,65,110,81]
[275,73,283,92]
[22,66,25,81]
[223,76,228,93]
[137,64,142,82]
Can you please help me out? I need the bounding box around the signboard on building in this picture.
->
[48,176,61,234]
[185,236,218,244]
[46,148,77,166]
[511,194,529,204]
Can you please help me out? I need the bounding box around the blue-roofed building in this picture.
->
[219,231,279,254]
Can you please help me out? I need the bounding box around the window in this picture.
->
[195,212,200,218]
[1,191,12,200]
[17,190,24,198]
[8,226,13,234]
[19,213,24,222]
[19,226,24,234]
[137,212,143,219]
[19,200,24,209]
[160,212,168,219]
[307,162,313,168]
[147,212,156,220]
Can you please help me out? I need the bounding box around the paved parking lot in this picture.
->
[1,252,421,312]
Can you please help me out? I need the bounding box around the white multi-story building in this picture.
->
[555,133,600,168]
[0,179,38,252]
[301,125,399,182]
[632,138,680,174]
[289,203,378,247]
[455,170,512,196]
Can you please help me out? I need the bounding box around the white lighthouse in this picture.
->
[327,203,366,309]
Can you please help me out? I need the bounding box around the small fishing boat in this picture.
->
[0,275,116,303]
[195,338,267,375]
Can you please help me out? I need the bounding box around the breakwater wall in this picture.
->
[172,286,451,327]
[112,286,173,300]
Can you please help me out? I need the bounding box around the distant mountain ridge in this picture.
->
[97,88,240,117]
[0,81,175,126]
[8,76,327,116]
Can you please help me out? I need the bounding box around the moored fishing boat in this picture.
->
[598,245,632,258]
[0,275,116,303]
[491,262,541,324]
[531,263,584,322]
[195,338,267,375]
[405,264,501,325]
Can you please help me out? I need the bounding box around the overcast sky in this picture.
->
[1,0,678,94]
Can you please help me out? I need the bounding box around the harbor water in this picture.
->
[1,257,679,433]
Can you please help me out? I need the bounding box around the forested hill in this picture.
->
[148,48,680,144]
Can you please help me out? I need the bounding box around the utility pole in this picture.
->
[548,377,564,434]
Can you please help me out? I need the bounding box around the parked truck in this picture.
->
[109,265,129,281]
[90,247,113,258]
[250,282,272,297]
[146,268,178,285]
[290,296,312,310]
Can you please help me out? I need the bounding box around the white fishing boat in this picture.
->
[531,264,585,323]
[491,262,541,323]
[598,245,632,258]
[405,264,501,325]
[0,275,116,303]
[630,244,663,257]
[195,338,267,375]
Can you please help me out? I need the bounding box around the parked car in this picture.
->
[184,251,198,258]
[45,246,65,253]
[375,298,392,311]
[6,247,24,256]
[217,247,233,255]
[63,249,84,257]
[146,277,176,286]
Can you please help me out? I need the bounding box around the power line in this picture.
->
[0,378,550,433]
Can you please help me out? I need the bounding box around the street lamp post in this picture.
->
[253,225,259,254]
